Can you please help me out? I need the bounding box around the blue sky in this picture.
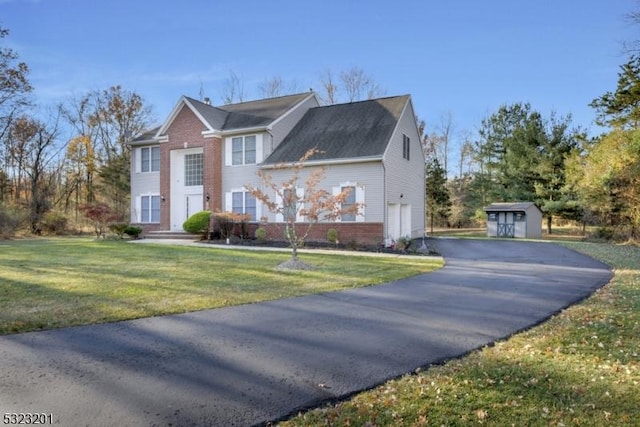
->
[2,0,637,149]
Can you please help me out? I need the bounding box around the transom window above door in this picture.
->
[184,153,203,186]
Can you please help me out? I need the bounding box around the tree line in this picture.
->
[1,18,638,241]
[0,25,388,238]
[425,54,640,241]
[0,26,153,237]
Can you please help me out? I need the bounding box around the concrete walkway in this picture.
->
[0,239,611,426]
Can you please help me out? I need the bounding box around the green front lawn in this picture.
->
[0,238,442,335]
[280,241,639,426]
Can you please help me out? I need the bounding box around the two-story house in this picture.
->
[128,92,425,246]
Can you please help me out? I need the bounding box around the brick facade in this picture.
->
[228,222,384,247]
[159,106,222,230]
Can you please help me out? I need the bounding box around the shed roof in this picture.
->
[484,202,540,212]
[262,95,410,164]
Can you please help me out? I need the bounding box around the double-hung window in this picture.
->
[231,191,257,221]
[231,135,256,165]
[140,146,160,172]
[341,186,357,222]
[140,195,161,223]
[333,182,365,222]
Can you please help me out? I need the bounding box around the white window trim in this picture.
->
[224,134,263,166]
[184,152,204,187]
[224,187,261,221]
[135,193,161,223]
[137,146,160,174]
[332,181,365,222]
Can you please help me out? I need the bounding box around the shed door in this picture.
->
[497,212,515,238]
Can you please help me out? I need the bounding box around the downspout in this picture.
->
[263,128,275,222]
[382,160,387,247]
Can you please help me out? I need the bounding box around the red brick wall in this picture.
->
[235,222,384,247]
[138,223,164,234]
[159,104,222,229]
[204,136,222,213]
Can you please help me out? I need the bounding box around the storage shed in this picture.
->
[484,202,542,239]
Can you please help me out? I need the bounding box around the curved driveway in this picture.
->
[0,239,612,426]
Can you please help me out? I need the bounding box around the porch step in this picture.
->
[144,230,202,240]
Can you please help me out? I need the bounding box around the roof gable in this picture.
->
[263,95,410,164]
[155,96,217,138]
[220,93,314,130]
[154,92,316,139]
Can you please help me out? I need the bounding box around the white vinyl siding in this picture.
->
[260,163,381,223]
[131,146,160,223]
[383,99,425,239]
[267,95,320,156]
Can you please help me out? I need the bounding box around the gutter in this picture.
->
[201,125,271,138]
[258,155,383,169]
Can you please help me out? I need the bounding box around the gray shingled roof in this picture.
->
[128,126,161,146]
[186,99,229,130]
[262,95,409,164]
[186,92,312,131]
[484,202,539,212]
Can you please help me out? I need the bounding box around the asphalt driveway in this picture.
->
[0,239,612,426]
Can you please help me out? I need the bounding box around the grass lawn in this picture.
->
[280,241,640,426]
[0,237,442,335]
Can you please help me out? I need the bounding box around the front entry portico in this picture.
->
[170,147,204,231]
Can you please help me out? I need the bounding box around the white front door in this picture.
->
[170,147,204,231]
[185,193,203,220]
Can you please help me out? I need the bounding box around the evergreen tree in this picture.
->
[590,55,640,129]
[476,103,581,233]
[425,158,451,232]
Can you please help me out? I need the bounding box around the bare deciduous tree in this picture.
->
[340,67,384,102]
[221,70,245,104]
[60,86,152,219]
[0,26,32,144]
[8,114,64,233]
[259,76,284,98]
[318,69,339,105]
[422,112,455,174]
